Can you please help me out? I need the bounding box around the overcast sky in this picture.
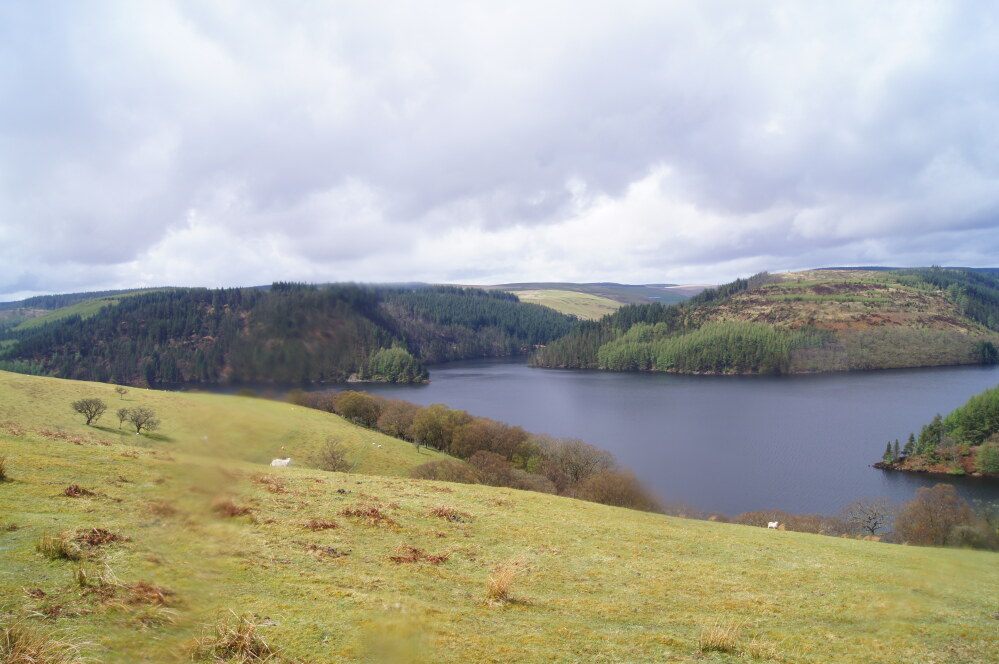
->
[2,1,998,300]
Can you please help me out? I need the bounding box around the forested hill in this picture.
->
[531,268,999,374]
[0,284,573,385]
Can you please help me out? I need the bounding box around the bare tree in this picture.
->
[116,407,129,428]
[114,386,128,400]
[840,497,895,536]
[71,398,107,425]
[126,407,160,434]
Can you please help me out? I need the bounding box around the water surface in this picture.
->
[359,359,999,515]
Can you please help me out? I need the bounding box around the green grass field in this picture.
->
[2,371,997,663]
[511,289,623,320]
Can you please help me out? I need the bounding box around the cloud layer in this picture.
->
[2,1,998,299]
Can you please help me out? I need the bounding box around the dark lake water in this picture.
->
[353,359,999,515]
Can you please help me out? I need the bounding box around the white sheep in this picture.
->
[767,521,779,529]
[270,458,292,467]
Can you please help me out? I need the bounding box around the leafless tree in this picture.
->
[840,497,896,536]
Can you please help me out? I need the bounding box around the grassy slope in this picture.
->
[2,372,998,663]
[0,371,445,476]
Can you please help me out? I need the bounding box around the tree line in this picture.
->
[289,388,660,512]
[0,284,573,386]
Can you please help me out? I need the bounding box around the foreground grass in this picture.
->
[2,412,997,662]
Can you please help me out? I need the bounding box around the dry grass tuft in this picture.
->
[36,534,83,561]
[699,621,742,653]
[486,560,523,603]
[0,620,85,664]
[744,638,782,660]
[191,611,278,663]
[212,497,253,518]
[63,484,96,498]
[0,456,8,482]
[303,518,339,531]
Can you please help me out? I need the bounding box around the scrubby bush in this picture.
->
[895,484,976,546]
[571,471,660,512]
[0,456,8,482]
[947,522,999,550]
[311,438,350,472]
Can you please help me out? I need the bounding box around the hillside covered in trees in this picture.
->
[0,284,573,385]
[878,384,999,477]
[531,268,999,375]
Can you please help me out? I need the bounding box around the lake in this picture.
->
[354,358,999,515]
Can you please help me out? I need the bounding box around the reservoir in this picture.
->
[357,359,999,515]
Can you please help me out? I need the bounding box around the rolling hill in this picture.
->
[480,282,709,320]
[1,370,997,663]
[0,284,573,386]
[532,268,999,374]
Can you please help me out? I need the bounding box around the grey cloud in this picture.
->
[2,1,999,300]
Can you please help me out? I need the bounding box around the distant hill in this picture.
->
[0,284,573,385]
[476,282,710,320]
[532,268,999,374]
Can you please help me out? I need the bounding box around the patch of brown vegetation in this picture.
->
[252,474,287,494]
[340,504,398,528]
[125,581,175,606]
[303,543,350,559]
[388,545,450,565]
[147,500,179,517]
[75,528,129,547]
[303,518,339,531]
[0,420,27,437]
[211,497,252,518]
[429,505,470,522]
[63,484,96,498]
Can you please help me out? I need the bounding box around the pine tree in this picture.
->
[883,442,894,463]
[893,439,900,462]
[903,433,915,456]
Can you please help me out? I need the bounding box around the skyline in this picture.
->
[3,1,999,301]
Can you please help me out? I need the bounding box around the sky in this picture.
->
[2,1,999,301]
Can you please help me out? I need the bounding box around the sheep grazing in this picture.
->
[270,458,292,467]
[767,521,779,529]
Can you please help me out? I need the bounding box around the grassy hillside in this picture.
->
[2,373,998,663]
[534,269,999,374]
[0,371,445,476]
[507,289,624,320]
